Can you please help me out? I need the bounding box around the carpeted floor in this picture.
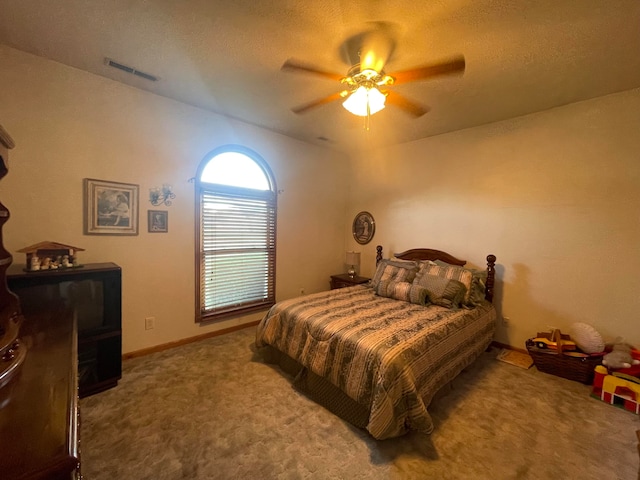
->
[80,326,640,479]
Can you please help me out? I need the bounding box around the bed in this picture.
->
[255,246,497,439]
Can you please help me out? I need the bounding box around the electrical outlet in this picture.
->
[145,316,155,330]
[502,316,510,326]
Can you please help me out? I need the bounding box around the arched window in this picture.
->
[195,146,277,323]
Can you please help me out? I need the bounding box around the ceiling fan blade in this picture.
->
[385,91,430,117]
[281,59,344,82]
[391,56,465,84]
[291,91,345,114]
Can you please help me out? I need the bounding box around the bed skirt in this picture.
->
[258,343,480,435]
[261,345,371,429]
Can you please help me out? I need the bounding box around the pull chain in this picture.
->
[364,93,371,131]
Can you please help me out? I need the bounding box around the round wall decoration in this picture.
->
[352,211,375,245]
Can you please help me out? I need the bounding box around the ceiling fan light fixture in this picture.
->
[342,86,386,117]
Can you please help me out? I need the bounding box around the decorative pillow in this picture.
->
[412,271,467,308]
[569,322,605,354]
[433,260,489,306]
[419,261,474,306]
[467,269,488,306]
[375,280,428,306]
[370,259,418,290]
[417,259,437,268]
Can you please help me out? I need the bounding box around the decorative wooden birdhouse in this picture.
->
[17,241,85,272]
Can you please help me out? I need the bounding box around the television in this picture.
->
[7,262,122,397]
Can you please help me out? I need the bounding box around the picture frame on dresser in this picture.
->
[84,178,139,235]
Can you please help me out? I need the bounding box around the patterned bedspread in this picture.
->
[256,285,497,439]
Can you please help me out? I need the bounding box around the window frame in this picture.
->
[195,145,277,323]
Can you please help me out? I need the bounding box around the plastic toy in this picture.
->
[592,348,640,415]
[592,365,640,415]
[532,330,577,351]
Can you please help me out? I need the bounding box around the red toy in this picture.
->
[592,349,640,414]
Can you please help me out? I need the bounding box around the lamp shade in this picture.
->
[342,86,386,117]
[345,251,361,267]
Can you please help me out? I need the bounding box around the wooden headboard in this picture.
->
[375,245,496,303]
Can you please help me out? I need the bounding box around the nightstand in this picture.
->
[330,273,370,290]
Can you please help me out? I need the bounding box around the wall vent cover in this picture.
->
[104,58,159,82]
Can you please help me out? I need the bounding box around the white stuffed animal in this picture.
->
[602,342,640,369]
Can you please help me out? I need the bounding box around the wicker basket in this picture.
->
[526,329,603,384]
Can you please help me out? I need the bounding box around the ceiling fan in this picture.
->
[281,32,465,123]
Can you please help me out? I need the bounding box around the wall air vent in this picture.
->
[104,58,159,82]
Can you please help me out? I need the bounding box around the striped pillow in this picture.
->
[413,271,467,309]
[417,262,474,305]
[432,260,488,306]
[370,259,418,290]
[375,280,428,306]
[468,269,488,306]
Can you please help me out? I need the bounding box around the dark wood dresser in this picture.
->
[0,124,80,478]
[0,306,80,479]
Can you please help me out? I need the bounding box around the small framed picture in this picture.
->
[148,210,168,233]
[84,178,139,235]
[352,211,375,245]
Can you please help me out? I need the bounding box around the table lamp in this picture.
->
[345,251,361,279]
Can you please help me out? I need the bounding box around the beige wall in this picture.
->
[347,88,640,349]
[0,45,349,353]
[2,43,638,354]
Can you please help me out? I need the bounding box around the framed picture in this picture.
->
[148,210,168,233]
[83,178,139,235]
[352,211,375,245]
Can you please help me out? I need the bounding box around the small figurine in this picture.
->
[30,255,41,271]
[17,242,85,272]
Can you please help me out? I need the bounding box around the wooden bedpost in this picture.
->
[376,245,383,265]
[485,254,496,302]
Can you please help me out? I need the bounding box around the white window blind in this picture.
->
[199,187,276,319]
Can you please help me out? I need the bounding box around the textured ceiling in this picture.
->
[0,0,639,152]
